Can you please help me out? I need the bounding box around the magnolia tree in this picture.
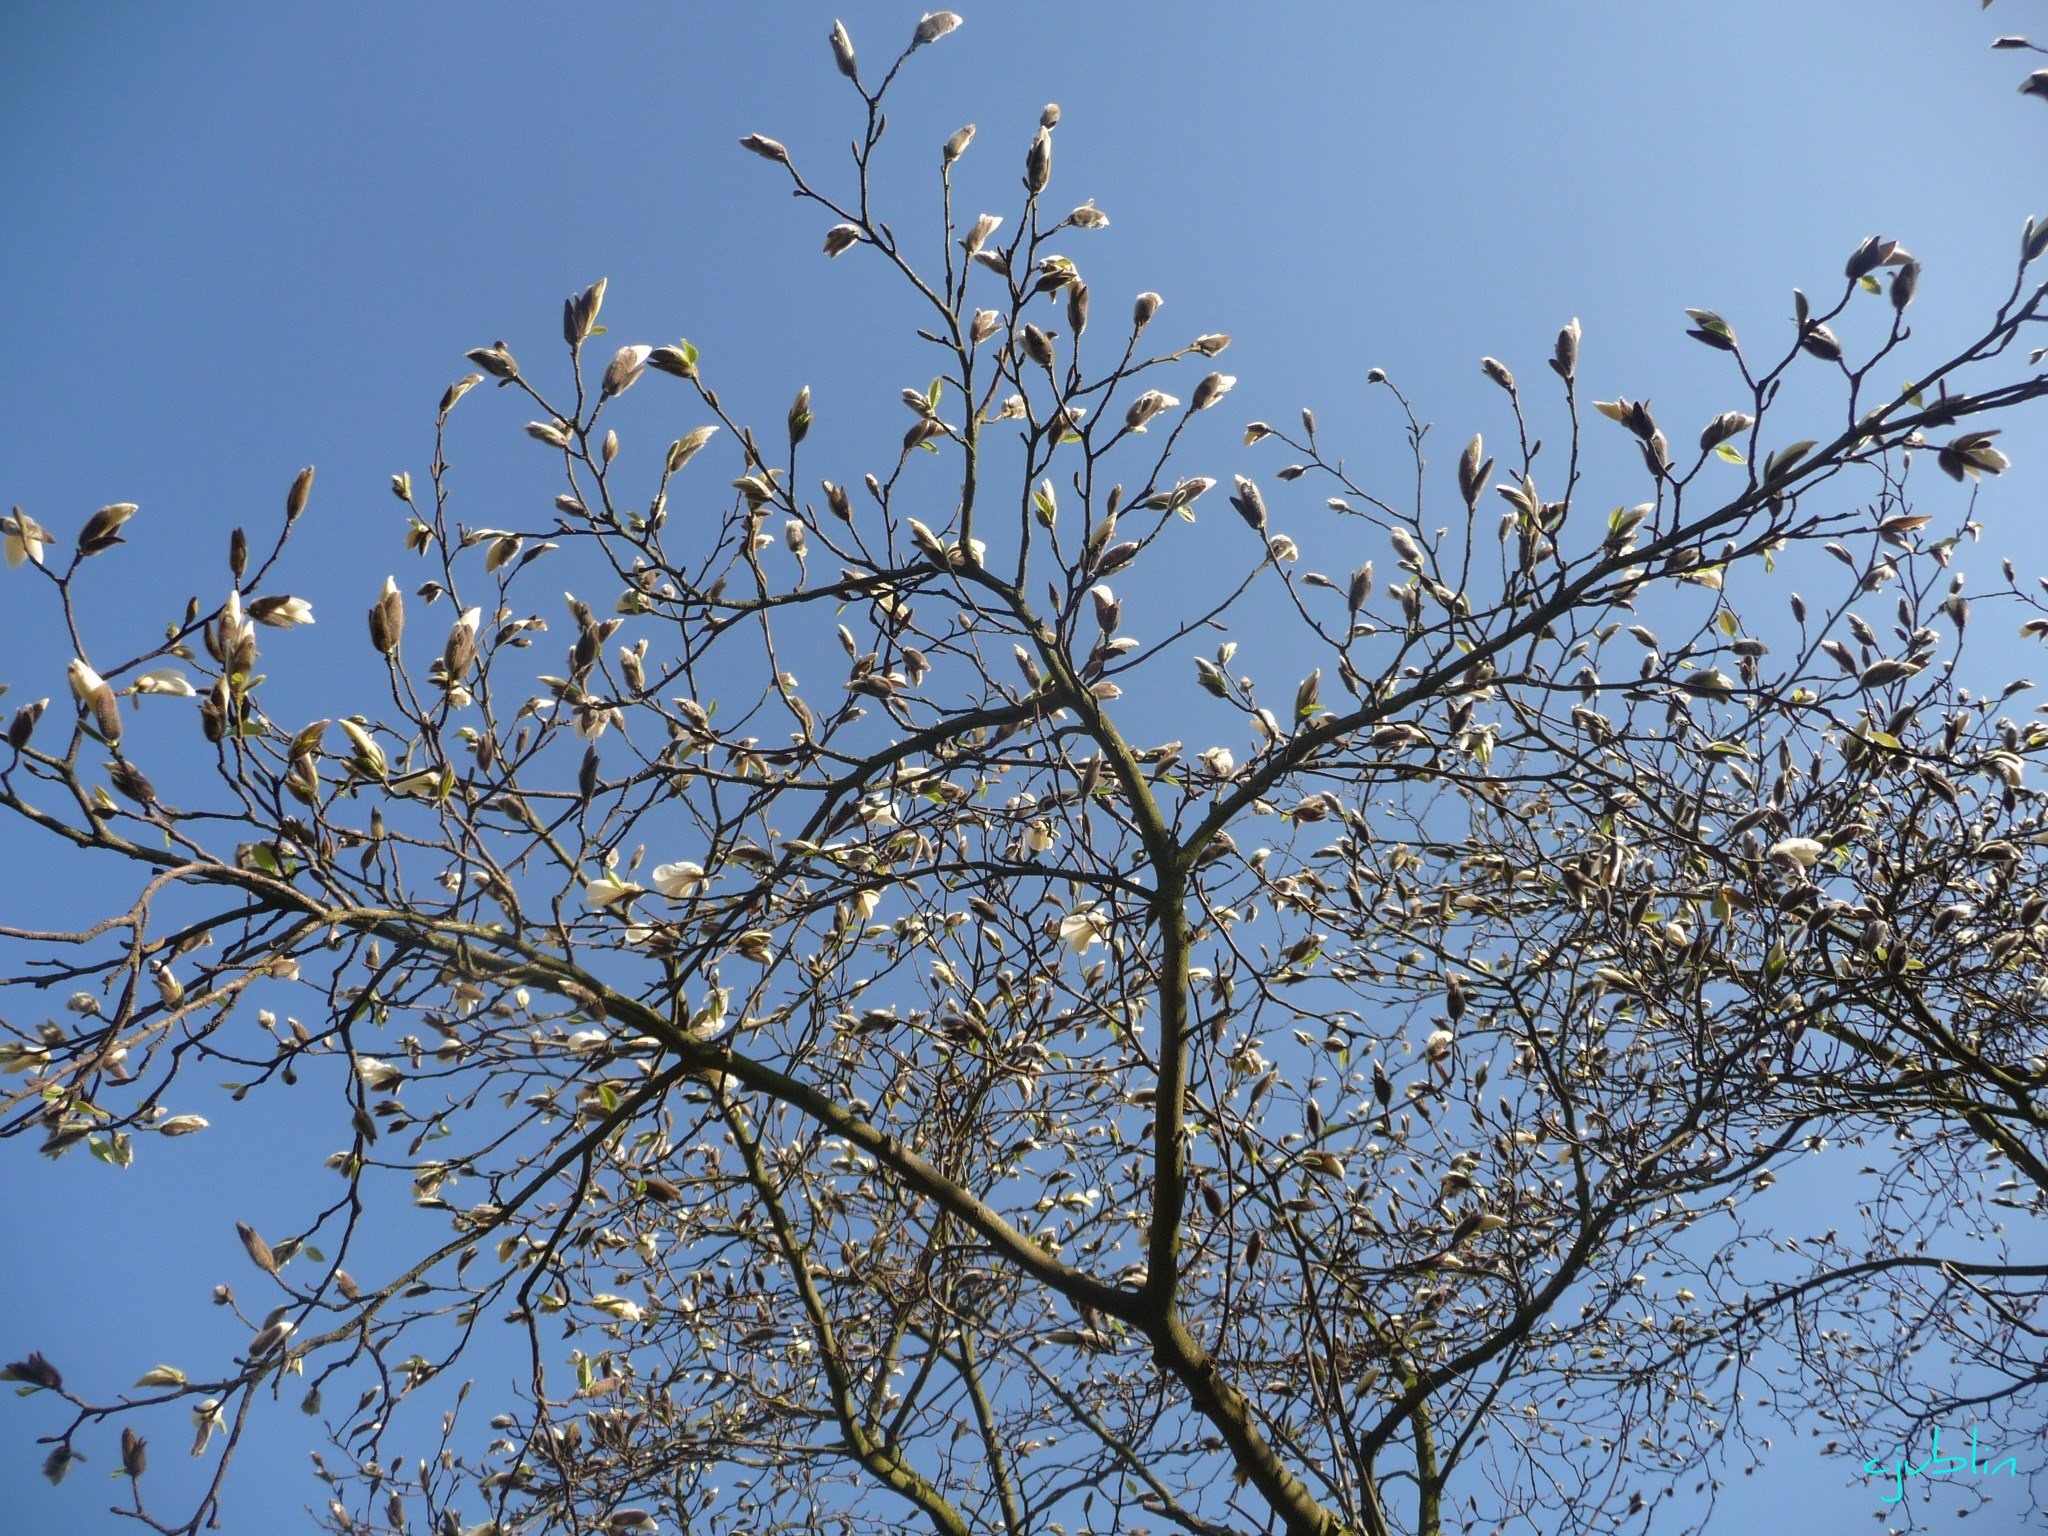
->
[9,11,2048,1536]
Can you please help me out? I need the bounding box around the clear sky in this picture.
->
[1,3,2040,1532]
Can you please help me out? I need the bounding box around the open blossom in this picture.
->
[1059,905,1110,955]
[1769,836,1826,869]
[134,667,196,697]
[355,1056,404,1091]
[191,1399,225,1457]
[3,510,48,568]
[652,861,707,898]
[250,595,315,627]
[584,872,644,909]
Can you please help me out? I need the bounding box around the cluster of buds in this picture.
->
[206,590,258,679]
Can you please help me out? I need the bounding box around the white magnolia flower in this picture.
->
[1267,534,1300,563]
[584,873,644,909]
[962,213,1003,256]
[1059,905,1110,955]
[2,510,48,568]
[254,595,316,627]
[589,1294,644,1322]
[134,667,197,697]
[355,1056,404,1091]
[1769,836,1826,869]
[565,1029,611,1054]
[651,861,706,898]
[157,1114,210,1136]
[191,1399,225,1457]
[1025,817,1057,853]
[1198,746,1236,779]
[67,658,107,701]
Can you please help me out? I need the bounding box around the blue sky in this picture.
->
[1,3,2040,1531]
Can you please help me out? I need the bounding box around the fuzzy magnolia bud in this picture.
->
[828,18,857,79]
[1890,260,1920,312]
[1229,475,1267,532]
[1025,126,1052,194]
[466,341,518,380]
[286,465,314,523]
[368,576,404,656]
[913,11,962,47]
[943,124,976,163]
[563,278,606,346]
[1551,318,1581,381]
[443,607,482,681]
[8,697,47,751]
[1133,291,1162,330]
[822,223,862,258]
[601,345,650,400]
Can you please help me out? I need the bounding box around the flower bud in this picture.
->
[601,345,650,400]
[828,18,857,79]
[465,341,518,380]
[913,11,962,47]
[76,502,138,557]
[1025,126,1052,193]
[337,718,387,780]
[8,697,47,751]
[368,576,404,655]
[285,465,314,523]
[962,212,1002,256]
[443,607,482,680]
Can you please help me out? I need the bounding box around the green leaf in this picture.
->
[1714,443,1745,463]
[1859,275,1881,294]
